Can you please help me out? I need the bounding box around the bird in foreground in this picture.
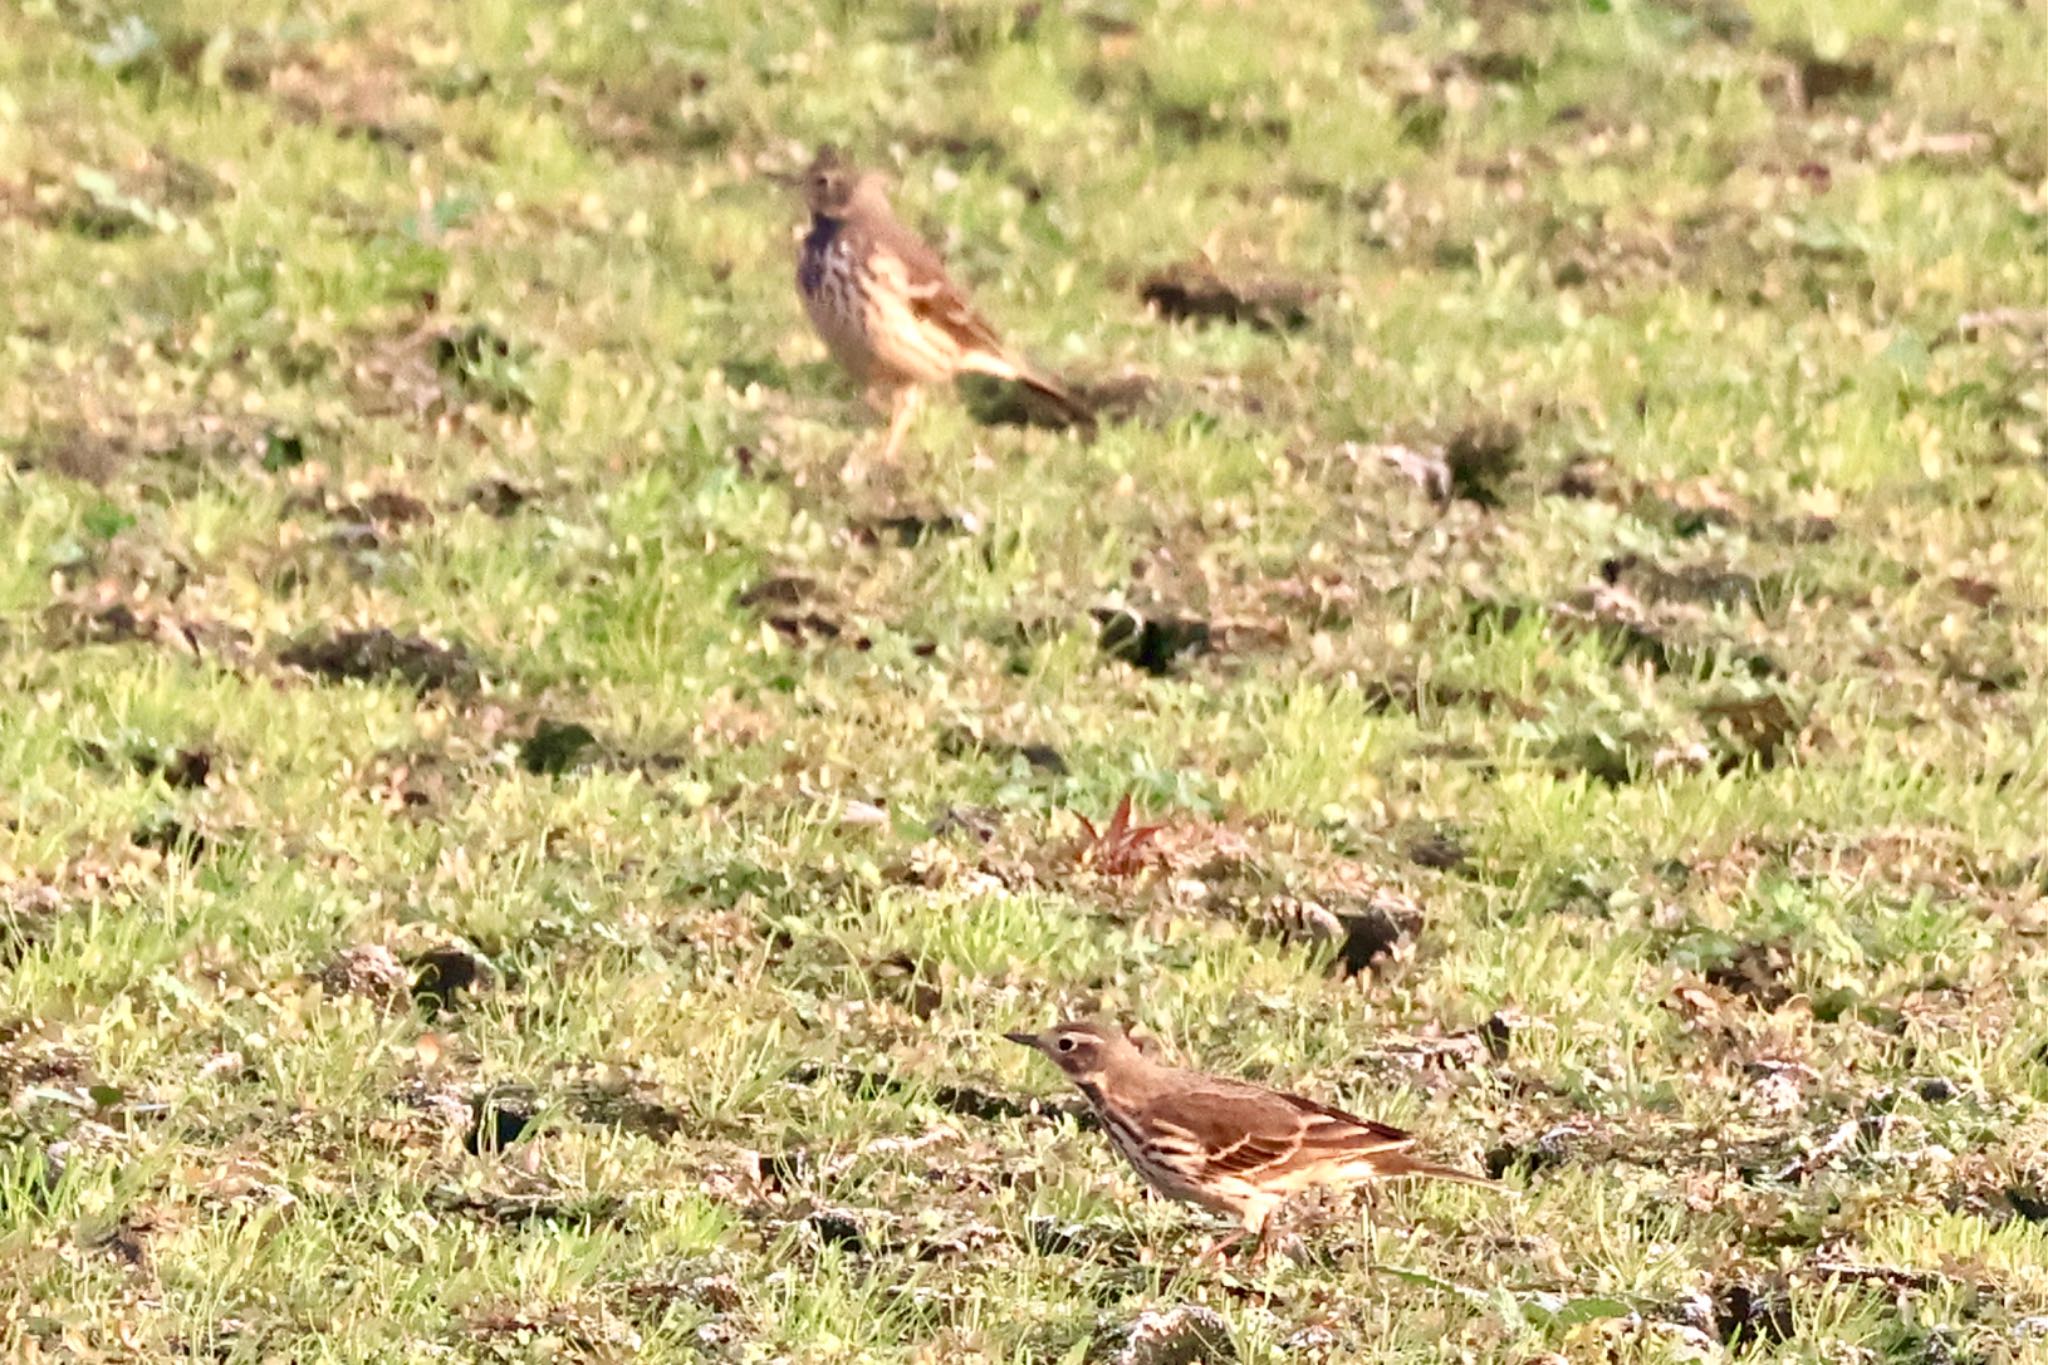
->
[1006,1021,1500,1263]
[790,147,1090,466]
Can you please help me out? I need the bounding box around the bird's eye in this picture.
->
[1056,1036,1076,1053]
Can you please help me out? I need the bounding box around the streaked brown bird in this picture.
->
[1006,1021,1498,1263]
[792,147,1089,465]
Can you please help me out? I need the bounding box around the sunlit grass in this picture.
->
[1,0,2043,1358]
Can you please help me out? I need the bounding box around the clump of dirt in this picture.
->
[1775,46,1886,108]
[75,738,214,790]
[1139,260,1317,332]
[518,720,601,776]
[736,576,867,648]
[410,944,492,1010]
[463,477,538,517]
[1406,830,1469,872]
[569,1084,687,1142]
[431,324,537,412]
[1711,1279,1795,1347]
[1485,1123,1591,1181]
[139,746,213,790]
[278,628,482,695]
[1443,422,1523,506]
[1,884,66,969]
[0,1017,88,1103]
[853,508,979,548]
[1468,592,1780,680]
[1112,1304,1236,1365]
[318,944,410,1006]
[1266,890,1424,978]
[938,727,1068,776]
[1700,693,1805,771]
[1703,939,1797,1011]
[131,815,218,863]
[465,1090,537,1155]
[1093,606,1211,675]
[1443,49,1538,85]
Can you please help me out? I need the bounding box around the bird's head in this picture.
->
[799,147,888,220]
[1004,1020,1145,1084]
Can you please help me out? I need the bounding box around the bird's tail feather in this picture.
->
[1374,1152,1502,1188]
[964,351,1095,427]
[1016,369,1095,426]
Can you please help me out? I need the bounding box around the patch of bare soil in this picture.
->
[1139,260,1318,333]
[277,627,483,695]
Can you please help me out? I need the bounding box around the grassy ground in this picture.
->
[3,0,2046,1359]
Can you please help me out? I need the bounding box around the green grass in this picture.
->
[3,0,2046,1359]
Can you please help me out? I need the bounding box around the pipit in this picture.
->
[791,147,1089,465]
[1006,1021,1498,1263]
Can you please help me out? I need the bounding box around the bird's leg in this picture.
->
[878,385,921,464]
[1192,1229,1249,1265]
[1250,1208,1284,1265]
[835,386,885,485]
[1359,1184,1379,1267]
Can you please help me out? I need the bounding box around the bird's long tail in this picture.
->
[1374,1152,1503,1188]
[1015,368,1095,427]
[965,351,1095,428]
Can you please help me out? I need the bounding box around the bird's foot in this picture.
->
[1191,1231,1248,1266]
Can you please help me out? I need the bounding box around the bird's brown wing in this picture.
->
[1150,1077,1415,1180]
[866,217,1009,357]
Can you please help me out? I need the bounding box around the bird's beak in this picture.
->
[1002,1031,1041,1049]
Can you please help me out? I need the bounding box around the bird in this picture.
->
[1005,1020,1499,1264]
[790,147,1090,466]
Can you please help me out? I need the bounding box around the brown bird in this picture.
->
[1006,1021,1499,1263]
[792,147,1089,465]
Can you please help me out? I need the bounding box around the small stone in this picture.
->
[1118,1304,1235,1365]
[319,944,408,1004]
[1280,1323,1339,1357]
[689,1275,742,1311]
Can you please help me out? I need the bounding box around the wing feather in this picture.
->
[1143,1076,1414,1183]
[865,219,1008,357]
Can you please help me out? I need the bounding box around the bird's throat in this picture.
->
[798,215,841,294]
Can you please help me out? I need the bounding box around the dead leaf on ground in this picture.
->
[1074,795,1170,878]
